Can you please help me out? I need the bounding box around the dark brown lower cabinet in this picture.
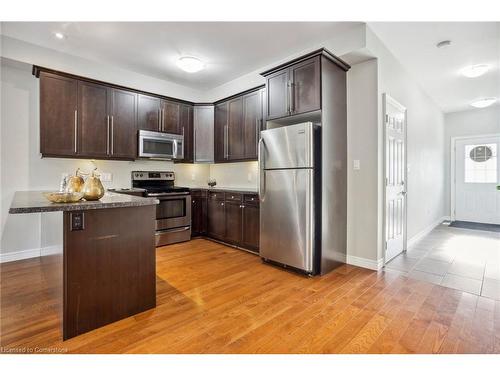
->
[242,203,260,251]
[207,195,226,240]
[196,190,259,252]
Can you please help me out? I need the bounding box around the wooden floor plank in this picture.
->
[1,238,499,354]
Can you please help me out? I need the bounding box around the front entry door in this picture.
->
[455,135,500,224]
[384,94,407,263]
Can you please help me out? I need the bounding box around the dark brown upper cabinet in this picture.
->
[178,104,194,162]
[213,87,263,163]
[162,100,181,134]
[227,97,244,160]
[214,101,228,163]
[39,72,78,157]
[261,49,350,121]
[137,94,161,132]
[264,56,320,120]
[242,89,264,160]
[108,89,137,159]
[78,81,110,158]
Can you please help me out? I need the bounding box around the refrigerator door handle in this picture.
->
[258,137,266,200]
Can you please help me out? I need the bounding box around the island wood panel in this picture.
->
[2,238,499,353]
[63,205,156,340]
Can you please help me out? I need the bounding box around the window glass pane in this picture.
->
[464,143,497,183]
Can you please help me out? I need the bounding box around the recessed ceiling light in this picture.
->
[461,64,490,78]
[177,56,205,73]
[436,40,452,48]
[470,97,497,108]
[54,32,65,40]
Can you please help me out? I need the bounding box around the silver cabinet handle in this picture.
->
[162,109,165,132]
[287,80,293,115]
[255,118,260,155]
[158,108,161,132]
[224,124,229,159]
[110,115,114,155]
[289,82,295,113]
[74,109,78,153]
[285,80,290,115]
[106,115,110,155]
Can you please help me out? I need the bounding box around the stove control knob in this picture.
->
[140,173,143,177]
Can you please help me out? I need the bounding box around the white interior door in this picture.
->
[455,135,500,224]
[384,94,407,263]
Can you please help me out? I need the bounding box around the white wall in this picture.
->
[444,105,500,215]
[366,27,447,261]
[209,162,258,190]
[0,61,211,257]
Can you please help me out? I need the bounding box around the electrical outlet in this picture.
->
[100,172,112,182]
[247,173,252,182]
[191,173,196,181]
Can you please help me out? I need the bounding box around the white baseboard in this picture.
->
[0,248,41,263]
[347,255,384,271]
[407,216,449,248]
[0,245,62,263]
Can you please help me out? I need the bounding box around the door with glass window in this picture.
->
[455,135,500,224]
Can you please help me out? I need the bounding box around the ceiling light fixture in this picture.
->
[54,32,65,40]
[470,97,497,108]
[461,64,490,78]
[436,40,452,48]
[177,56,205,73]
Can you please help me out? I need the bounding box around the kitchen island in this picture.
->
[9,191,158,340]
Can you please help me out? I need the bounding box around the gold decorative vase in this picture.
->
[82,169,105,201]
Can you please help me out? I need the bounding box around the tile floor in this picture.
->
[386,223,500,299]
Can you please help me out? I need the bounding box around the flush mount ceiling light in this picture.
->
[461,64,490,78]
[470,97,497,108]
[177,56,205,73]
[436,40,452,48]
[54,32,65,40]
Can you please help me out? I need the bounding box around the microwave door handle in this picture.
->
[173,140,178,159]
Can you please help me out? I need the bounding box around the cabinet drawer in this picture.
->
[208,191,224,201]
[244,194,259,205]
[225,192,242,202]
[191,189,207,198]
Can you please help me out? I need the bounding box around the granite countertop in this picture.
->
[9,191,159,214]
[189,187,259,194]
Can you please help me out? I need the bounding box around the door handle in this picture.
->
[158,108,161,131]
[224,124,229,159]
[173,140,178,159]
[289,82,295,113]
[285,80,290,115]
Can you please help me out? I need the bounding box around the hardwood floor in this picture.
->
[1,238,499,353]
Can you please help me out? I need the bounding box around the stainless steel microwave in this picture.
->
[138,130,184,160]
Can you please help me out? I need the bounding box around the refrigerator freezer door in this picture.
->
[260,168,314,272]
[261,122,315,170]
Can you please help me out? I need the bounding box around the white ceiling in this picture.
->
[369,22,500,113]
[1,22,359,90]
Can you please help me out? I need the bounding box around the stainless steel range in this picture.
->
[130,171,191,246]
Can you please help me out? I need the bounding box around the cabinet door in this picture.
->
[39,73,78,157]
[225,201,243,244]
[162,100,181,134]
[242,90,263,160]
[191,196,207,236]
[194,106,214,163]
[290,56,321,115]
[137,94,161,132]
[242,204,260,251]
[109,89,137,159]
[78,81,109,158]
[207,199,226,240]
[179,104,194,162]
[227,97,244,160]
[266,68,289,120]
[214,102,228,162]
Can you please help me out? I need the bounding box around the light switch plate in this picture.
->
[353,160,361,170]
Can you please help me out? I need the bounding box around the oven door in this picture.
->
[139,130,183,160]
[155,194,191,231]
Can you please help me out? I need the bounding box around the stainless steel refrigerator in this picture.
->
[258,122,321,274]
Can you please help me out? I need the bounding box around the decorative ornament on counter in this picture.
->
[82,168,105,201]
[208,178,217,188]
[65,168,85,193]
